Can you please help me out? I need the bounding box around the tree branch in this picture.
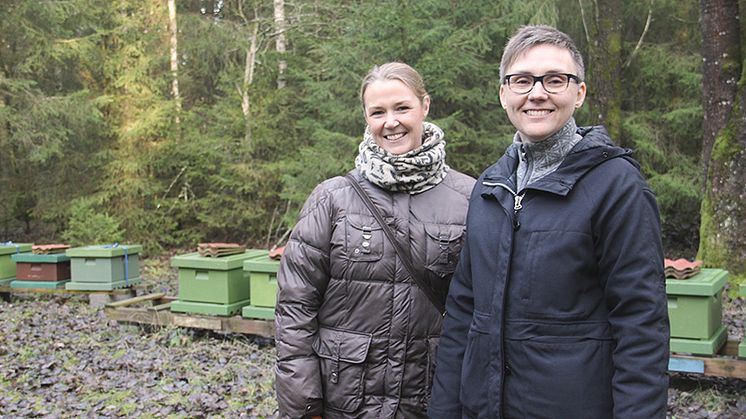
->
[578,0,591,45]
[624,0,654,69]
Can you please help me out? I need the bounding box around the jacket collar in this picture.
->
[479,126,633,199]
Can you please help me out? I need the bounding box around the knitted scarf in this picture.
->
[355,121,449,194]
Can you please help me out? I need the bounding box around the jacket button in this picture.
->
[504,364,511,376]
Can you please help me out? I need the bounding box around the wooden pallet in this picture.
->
[669,340,746,379]
[104,293,274,338]
[0,284,136,295]
[105,295,745,379]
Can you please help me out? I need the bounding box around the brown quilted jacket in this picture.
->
[275,169,475,419]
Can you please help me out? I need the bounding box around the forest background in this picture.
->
[1,0,744,282]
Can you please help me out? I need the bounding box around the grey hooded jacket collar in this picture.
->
[482,126,633,198]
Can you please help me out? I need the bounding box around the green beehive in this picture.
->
[740,283,746,359]
[0,243,33,281]
[65,245,142,291]
[241,255,280,320]
[667,269,728,355]
[170,249,267,316]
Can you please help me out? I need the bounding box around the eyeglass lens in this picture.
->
[507,74,573,94]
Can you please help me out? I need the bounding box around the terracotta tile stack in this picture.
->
[664,258,703,280]
[197,242,246,258]
[32,244,71,254]
[268,245,285,260]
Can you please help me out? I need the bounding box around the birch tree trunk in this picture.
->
[238,3,260,145]
[168,0,181,115]
[274,0,287,89]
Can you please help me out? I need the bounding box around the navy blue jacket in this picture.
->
[429,126,669,419]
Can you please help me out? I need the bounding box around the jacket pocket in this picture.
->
[460,311,491,414]
[424,223,465,278]
[505,335,614,418]
[523,230,597,318]
[344,214,384,262]
[425,336,440,393]
[312,326,372,413]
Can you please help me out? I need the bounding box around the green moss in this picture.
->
[697,193,729,266]
[711,116,741,162]
[698,191,745,290]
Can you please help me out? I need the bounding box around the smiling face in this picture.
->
[499,44,586,143]
[363,79,430,155]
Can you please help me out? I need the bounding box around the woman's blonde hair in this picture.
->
[359,62,428,107]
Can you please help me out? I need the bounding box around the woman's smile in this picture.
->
[363,79,430,154]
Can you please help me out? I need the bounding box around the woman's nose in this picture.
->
[528,80,549,99]
[384,113,399,128]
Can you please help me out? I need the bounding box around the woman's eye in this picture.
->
[397,106,410,112]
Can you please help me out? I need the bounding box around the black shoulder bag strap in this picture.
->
[344,173,446,316]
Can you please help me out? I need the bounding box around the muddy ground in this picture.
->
[0,256,744,418]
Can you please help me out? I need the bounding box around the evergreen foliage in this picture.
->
[0,0,708,257]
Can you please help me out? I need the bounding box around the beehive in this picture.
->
[241,255,280,320]
[12,253,71,281]
[65,245,142,291]
[10,253,71,288]
[170,249,267,316]
[667,269,728,355]
[0,243,33,280]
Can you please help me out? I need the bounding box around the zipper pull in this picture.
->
[512,194,524,231]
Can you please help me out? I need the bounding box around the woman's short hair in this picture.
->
[360,62,428,106]
[499,25,585,83]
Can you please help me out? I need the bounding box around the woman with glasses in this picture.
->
[430,25,669,418]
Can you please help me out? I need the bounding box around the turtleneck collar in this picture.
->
[514,117,582,192]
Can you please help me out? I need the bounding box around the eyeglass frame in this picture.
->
[503,73,582,94]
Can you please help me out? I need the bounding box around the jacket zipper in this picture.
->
[512,194,524,231]
[489,182,525,231]
[489,181,525,417]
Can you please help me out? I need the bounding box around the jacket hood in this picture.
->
[481,125,635,197]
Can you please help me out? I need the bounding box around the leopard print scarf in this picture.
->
[355,121,449,194]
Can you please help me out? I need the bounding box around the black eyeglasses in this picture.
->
[503,73,581,94]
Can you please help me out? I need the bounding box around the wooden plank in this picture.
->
[222,316,275,338]
[701,356,746,378]
[720,340,740,357]
[148,302,173,312]
[0,285,136,295]
[104,297,275,338]
[104,306,173,327]
[172,313,223,330]
[106,292,164,308]
[670,354,746,379]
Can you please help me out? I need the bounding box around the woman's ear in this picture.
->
[423,95,431,117]
[575,81,587,108]
[499,84,507,109]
